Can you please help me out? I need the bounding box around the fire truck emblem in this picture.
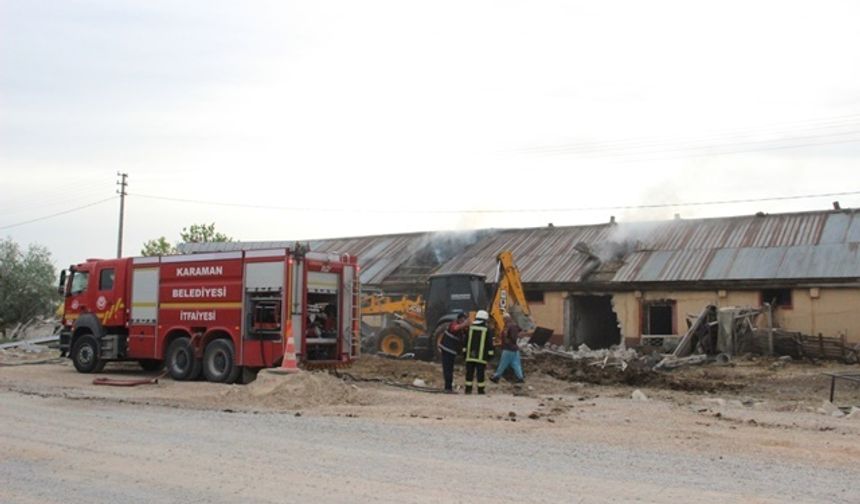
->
[71,300,80,310]
[96,296,107,310]
[321,263,332,273]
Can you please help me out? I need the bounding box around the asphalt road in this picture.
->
[0,391,856,504]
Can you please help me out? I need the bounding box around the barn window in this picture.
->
[525,290,544,304]
[642,300,675,335]
[761,289,792,309]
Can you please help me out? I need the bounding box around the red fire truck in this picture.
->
[57,246,360,383]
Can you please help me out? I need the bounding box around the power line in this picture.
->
[130,189,860,215]
[0,187,119,217]
[525,127,860,160]
[520,113,860,160]
[0,197,119,231]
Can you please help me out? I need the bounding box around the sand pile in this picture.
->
[224,370,375,410]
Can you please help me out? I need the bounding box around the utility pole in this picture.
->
[116,172,128,258]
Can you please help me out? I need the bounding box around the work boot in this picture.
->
[444,388,457,394]
[490,375,500,384]
[515,378,525,384]
[477,387,486,395]
[465,386,473,395]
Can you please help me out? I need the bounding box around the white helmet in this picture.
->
[475,310,489,321]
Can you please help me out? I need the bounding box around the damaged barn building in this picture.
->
[436,208,860,349]
[181,208,860,349]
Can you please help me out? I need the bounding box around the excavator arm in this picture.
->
[488,251,536,340]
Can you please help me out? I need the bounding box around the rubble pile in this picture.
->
[520,342,660,387]
[519,341,744,392]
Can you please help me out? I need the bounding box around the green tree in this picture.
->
[140,236,176,256]
[180,223,233,243]
[0,238,60,336]
[141,223,233,256]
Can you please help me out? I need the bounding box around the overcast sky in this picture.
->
[2,0,860,270]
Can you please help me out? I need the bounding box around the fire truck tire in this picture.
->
[202,339,240,383]
[166,337,202,381]
[71,334,102,373]
[377,327,411,357]
[138,359,163,372]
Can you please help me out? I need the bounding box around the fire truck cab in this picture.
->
[58,247,359,383]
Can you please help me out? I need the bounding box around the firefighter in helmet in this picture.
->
[463,309,495,394]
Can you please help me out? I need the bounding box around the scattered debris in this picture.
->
[817,401,844,418]
[631,389,648,401]
[655,354,709,370]
[0,335,60,350]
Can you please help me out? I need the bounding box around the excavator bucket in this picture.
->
[508,304,536,332]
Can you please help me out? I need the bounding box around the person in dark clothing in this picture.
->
[439,311,469,393]
[463,310,494,394]
[490,312,524,384]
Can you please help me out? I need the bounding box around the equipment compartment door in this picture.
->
[128,267,159,358]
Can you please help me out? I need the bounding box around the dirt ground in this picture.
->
[2,346,860,434]
[2,346,860,502]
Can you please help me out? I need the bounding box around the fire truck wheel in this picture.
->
[166,337,202,381]
[71,334,102,373]
[377,327,411,357]
[203,339,240,383]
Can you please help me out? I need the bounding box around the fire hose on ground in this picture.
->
[92,371,168,387]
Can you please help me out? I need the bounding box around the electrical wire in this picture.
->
[525,128,860,161]
[0,188,119,217]
[0,179,110,213]
[519,113,860,161]
[0,196,118,230]
[129,189,860,215]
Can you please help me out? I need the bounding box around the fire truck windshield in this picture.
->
[70,271,89,295]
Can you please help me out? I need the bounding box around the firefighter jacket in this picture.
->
[463,323,495,364]
[439,319,469,355]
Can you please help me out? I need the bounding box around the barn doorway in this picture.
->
[568,295,622,349]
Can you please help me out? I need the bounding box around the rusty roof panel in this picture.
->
[433,224,613,283]
[662,249,715,281]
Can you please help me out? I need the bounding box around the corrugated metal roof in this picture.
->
[433,224,614,283]
[177,209,860,288]
[176,231,482,287]
[613,210,860,283]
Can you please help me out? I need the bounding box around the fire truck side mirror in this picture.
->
[58,270,67,296]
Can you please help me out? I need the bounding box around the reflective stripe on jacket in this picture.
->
[464,324,494,364]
